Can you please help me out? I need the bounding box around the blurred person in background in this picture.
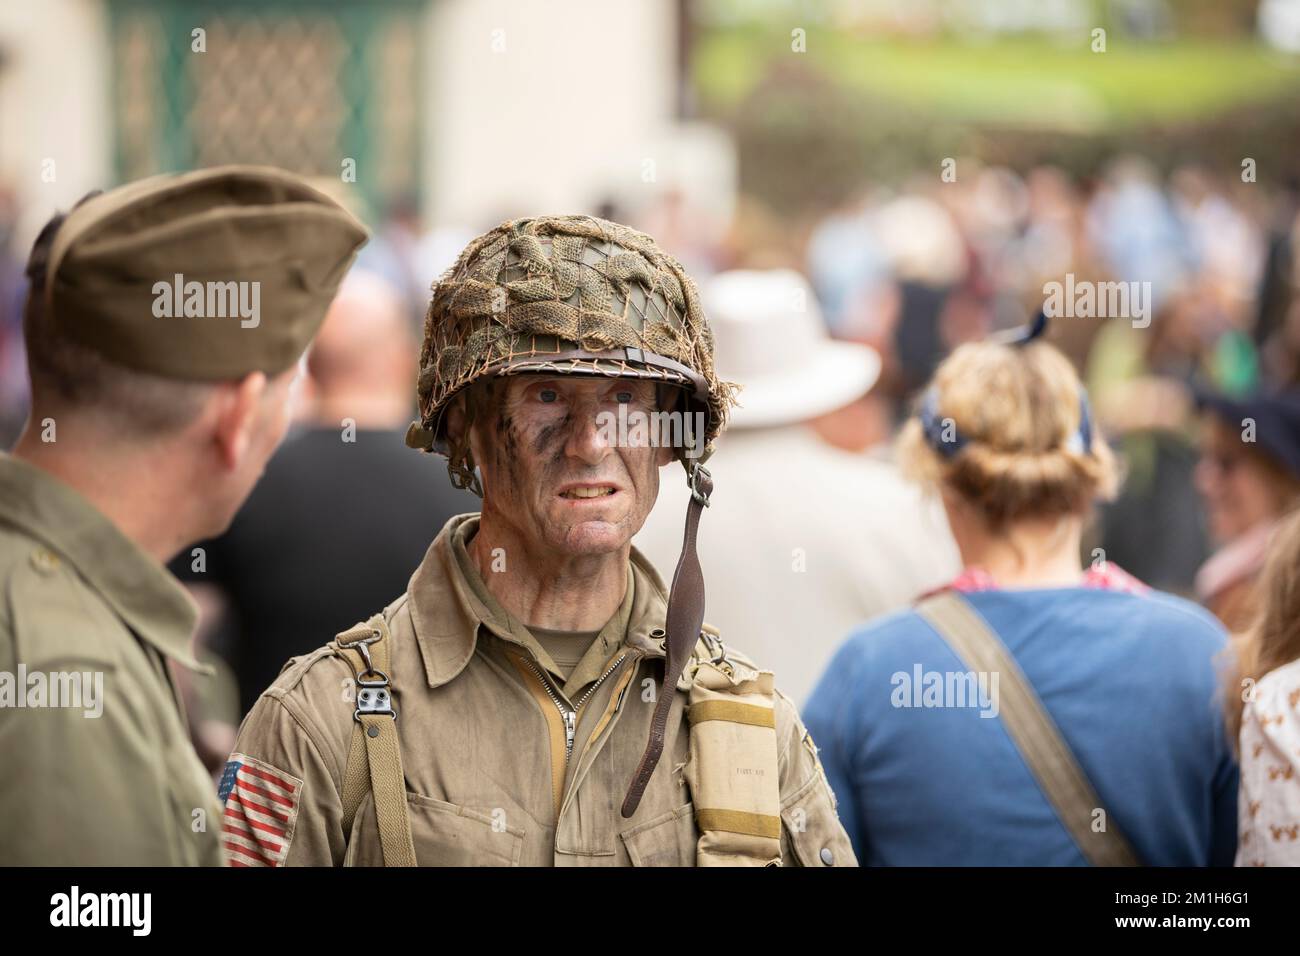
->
[1254,178,1300,387]
[715,194,804,271]
[174,268,478,747]
[875,191,969,400]
[1088,293,1219,593]
[638,186,725,279]
[804,327,1237,866]
[999,167,1112,373]
[806,185,977,451]
[1194,389,1300,632]
[1224,509,1300,866]
[1170,165,1265,338]
[1270,299,1300,388]
[805,189,902,452]
[0,184,27,447]
[635,268,959,704]
[356,195,427,323]
[805,188,892,343]
[1086,156,1195,308]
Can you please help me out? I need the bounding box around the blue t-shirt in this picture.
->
[803,587,1238,866]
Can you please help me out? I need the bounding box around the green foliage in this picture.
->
[694,26,1300,211]
[698,29,1300,127]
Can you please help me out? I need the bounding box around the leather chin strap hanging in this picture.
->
[621,463,713,818]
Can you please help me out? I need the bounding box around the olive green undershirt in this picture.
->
[527,627,602,681]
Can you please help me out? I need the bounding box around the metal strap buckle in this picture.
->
[355,673,396,721]
[700,629,727,665]
[688,463,712,508]
[341,629,397,722]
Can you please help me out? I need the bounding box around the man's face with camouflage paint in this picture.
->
[469,375,676,556]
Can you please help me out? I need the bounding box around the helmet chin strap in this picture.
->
[620,460,712,818]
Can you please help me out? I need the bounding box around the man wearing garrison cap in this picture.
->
[0,166,366,865]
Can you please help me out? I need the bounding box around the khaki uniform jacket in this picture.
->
[225,514,856,866]
[0,454,224,865]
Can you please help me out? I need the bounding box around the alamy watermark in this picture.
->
[891,665,1000,718]
[595,405,707,459]
[1043,273,1151,329]
[0,665,103,718]
[50,886,150,936]
[152,273,260,328]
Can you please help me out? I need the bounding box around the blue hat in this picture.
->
[1195,387,1300,480]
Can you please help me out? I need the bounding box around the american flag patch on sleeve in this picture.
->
[219,753,303,867]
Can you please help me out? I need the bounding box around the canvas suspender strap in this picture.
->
[334,615,417,867]
[915,590,1141,867]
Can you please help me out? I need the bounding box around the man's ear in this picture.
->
[212,371,268,470]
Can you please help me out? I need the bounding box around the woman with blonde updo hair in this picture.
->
[804,327,1238,867]
[896,339,1121,584]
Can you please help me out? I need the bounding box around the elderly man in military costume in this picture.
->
[0,167,366,865]
[224,215,855,866]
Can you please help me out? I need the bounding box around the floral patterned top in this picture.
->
[1236,657,1300,866]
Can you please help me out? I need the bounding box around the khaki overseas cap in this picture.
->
[39,164,368,381]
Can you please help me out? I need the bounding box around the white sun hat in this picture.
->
[703,268,881,430]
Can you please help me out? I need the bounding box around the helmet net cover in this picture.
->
[407,215,736,465]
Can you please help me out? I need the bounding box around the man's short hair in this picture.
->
[22,206,215,436]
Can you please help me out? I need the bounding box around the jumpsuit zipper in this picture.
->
[522,653,626,762]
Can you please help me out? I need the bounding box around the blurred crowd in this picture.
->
[677,158,1300,597]
[3,156,1300,693]
[4,151,1300,866]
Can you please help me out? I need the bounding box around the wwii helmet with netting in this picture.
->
[405,215,737,489]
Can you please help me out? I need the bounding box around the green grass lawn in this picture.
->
[695,30,1300,130]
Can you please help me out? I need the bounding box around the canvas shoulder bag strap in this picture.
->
[915,590,1141,867]
[333,614,417,867]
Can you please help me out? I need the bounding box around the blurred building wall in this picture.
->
[424,0,677,229]
[0,0,112,248]
[0,0,679,245]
